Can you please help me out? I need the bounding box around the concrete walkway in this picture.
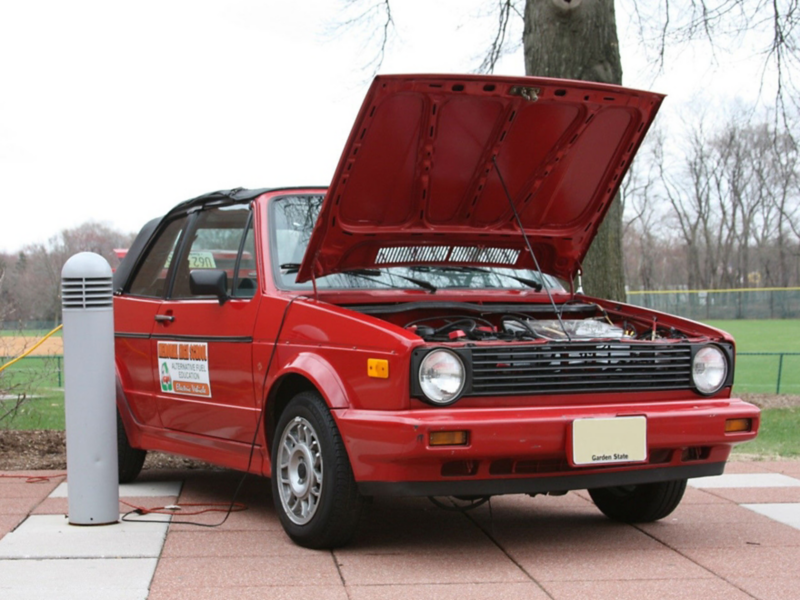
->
[2,460,799,599]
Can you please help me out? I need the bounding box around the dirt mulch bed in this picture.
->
[741,393,800,410]
[0,430,67,471]
[0,430,212,471]
[1,336,63,357]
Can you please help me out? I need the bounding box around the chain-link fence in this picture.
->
[626,287,800,320]
[0,321,61,334]
[736,353,800,394]
[0,356,63,388]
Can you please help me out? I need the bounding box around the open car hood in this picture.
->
[297,74,663,283]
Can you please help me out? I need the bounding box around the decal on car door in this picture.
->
[157,341,212,397]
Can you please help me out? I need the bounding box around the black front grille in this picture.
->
[469,342,693,395]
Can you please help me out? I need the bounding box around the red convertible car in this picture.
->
[113,74,759,548]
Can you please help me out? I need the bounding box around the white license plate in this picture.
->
[571,416,647,466]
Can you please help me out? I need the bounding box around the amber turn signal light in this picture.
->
[367,358,389,378]
[429,430,469,446]
[725,418,752,433]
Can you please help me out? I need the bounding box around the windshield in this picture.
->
[270,195,565,292]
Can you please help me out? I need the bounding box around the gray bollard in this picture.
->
[61,252,119,525]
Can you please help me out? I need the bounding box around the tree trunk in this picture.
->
[523,0,626,301]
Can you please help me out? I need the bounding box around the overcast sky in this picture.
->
[0,0,777,253]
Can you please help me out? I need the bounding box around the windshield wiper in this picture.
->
[342,269,437,293]
[280,264,436,293]
[410,265,542,292]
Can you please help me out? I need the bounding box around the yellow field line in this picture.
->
[627,287,800,295]
[0,325,63,373]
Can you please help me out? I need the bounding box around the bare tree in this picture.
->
[634,111,800,299]
[331,0,396,76]
[3,221,135,326]
[630,1,800,125]
[523,0,626,300]
[478,1,524,74]
[761,125,800,287]
[621,131,673,291]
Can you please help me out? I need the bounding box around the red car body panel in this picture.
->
[114,296,163,428]
[152,297,261,444]
[333,397,759,485]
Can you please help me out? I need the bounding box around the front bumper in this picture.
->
[333,397,760,496]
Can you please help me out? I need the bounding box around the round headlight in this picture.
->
[692,345,728,394]
[419,349,465,405]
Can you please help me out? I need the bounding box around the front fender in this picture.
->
[272,351,351,409]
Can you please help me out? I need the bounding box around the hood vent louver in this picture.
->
[375,245,520,266]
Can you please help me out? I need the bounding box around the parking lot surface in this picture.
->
[1,460,799,600]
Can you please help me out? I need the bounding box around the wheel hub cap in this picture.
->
[277,416,323,525]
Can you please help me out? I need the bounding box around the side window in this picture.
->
[128,217,188,298]
[171,205,255,299]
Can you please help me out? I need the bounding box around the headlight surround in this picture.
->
[419,349,466,405]
[692,345,728,395]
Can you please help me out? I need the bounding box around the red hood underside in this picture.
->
[297,74,664,283]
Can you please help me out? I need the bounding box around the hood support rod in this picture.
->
[492,156,571,342]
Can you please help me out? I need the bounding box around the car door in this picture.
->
[152,204,261,444]
[115,215,189,428]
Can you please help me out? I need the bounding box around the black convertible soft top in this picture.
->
[112,187,272,292]
[112,187,326,293]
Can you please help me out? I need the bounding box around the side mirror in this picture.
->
[189,270,228,305]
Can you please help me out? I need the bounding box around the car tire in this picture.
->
[271,391,363,549]
[117,410,146,483]
[588,479,687,523]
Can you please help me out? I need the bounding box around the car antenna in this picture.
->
[492,155,571,342]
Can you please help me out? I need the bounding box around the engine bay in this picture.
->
[348,301,697,344]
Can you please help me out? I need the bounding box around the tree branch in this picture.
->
[477,0,522,74]
[331,0,396,77]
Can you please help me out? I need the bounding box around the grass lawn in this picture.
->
[732,407,800,458]
[0,356,63,388]
[1,355,65,429]
[1,393,65,430]
[0,328,62,337]
[705,319,800,352]
[706,319,800,394]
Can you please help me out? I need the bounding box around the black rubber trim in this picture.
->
[345,301,598,316]
[116,333,253,343]
[357,462,725,497]
[113,217,162,292]
[154,335,253,343]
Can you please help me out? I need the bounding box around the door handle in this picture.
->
[154,314,175,323]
